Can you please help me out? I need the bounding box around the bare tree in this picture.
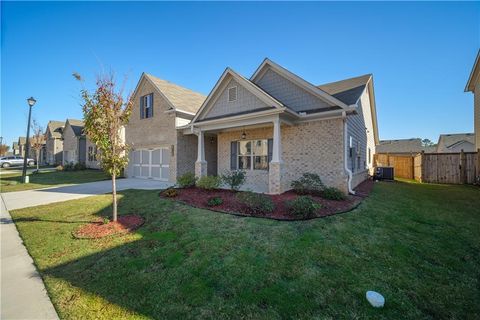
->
[30,120,45,171]
[76,73,132,222]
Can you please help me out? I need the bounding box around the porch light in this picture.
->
[241,130,246,140]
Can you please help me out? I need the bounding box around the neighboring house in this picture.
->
[45,120,64,165]
[18,137,26,157]
[62,119,87,165]
[27,137,47,165]
[465,49,480,150]
[436,133,476,153]
[125,73,206,182]
[12,142,20,155]
[376,138,424,155]
[182,58,379,194]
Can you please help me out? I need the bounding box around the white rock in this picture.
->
[366,291,385,308]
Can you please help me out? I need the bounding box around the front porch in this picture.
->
[191,115,286,194]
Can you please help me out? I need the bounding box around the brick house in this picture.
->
[45,120,64,165]
[62,119,87,165]
[183,59,379,194]
[465,49,480,150]
[125,73,206,182]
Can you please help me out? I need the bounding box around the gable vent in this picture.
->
[228,86,237,102]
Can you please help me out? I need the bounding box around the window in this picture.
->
[88,146,97,162]
[228,86,237,102]
[141,93,153,119]
[238,139,268,170]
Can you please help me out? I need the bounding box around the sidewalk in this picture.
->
[0,196,58,319]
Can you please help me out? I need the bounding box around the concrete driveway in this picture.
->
[1,178,173,211]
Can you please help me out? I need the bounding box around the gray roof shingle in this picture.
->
[145,74,206,114]
[317,74,371,105]
[47,120,65,138]
[376,138,424,154]
[437,133,475,152]
[67,119,85,136]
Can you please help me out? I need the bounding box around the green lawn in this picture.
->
[10,181,480,319]
[0,169,109,192]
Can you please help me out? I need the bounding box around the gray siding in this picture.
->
[200,78,269,120]
[254,68,331,112]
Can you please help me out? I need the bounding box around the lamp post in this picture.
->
[22,97,36,183]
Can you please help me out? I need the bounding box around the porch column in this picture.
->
[269,117,283,194]
[195,130,207,178]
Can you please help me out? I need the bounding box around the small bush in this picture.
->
[287,196,321,218]
[55,165,64,171]
[74,162,86,171]
[177,172,197,188]
[207,197,223,207]
[321,187,346,200]
[221,170,246,191]
[236,191,274,215]
[102,217,110,225]
[161,188,178,198]
[291,173,325,195]
[196,175,221,190]
[63,162,74,171]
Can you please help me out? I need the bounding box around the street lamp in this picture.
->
[22,97,36,183]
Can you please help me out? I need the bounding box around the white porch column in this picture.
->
[195,130,207,178]
[271,117,283,163]
[269,117,283,194]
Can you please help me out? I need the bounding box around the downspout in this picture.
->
[343,111,355,195]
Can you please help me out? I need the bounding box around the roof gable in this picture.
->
[251,58,350,110]
[317,74,371,105]
[46,120,64,138]
[192,68,285,123]
[132,73,206,115]
[465,49,480,92]
[65,119,84,137]
[437,133,475,151]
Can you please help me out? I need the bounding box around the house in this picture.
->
[12,142,20,155]
[17,137,26,157]
[182,58,379,194]
[436,133,476,153]
[62,119,87,165]
[125,73,206,182]
[27,136,47,165]
[376,138,424,155]
[45,120,64,165]
[465,49,480,150]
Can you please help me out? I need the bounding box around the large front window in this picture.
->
[238,140,268,170]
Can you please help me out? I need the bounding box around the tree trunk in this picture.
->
[112,173,117,222]
[36,150,40,171]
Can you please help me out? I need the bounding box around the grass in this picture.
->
[0,169,109,192]
[10,181,480,319]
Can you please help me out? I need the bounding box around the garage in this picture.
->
[131,148,170,181]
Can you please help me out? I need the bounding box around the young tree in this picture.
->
[0,144,9,156]
[421,138,435,147]
[30,120,45,171]
[77,73,133,222]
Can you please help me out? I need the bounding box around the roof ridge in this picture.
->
[144,73,206,97]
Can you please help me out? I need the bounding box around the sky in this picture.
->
[1,1,479,148]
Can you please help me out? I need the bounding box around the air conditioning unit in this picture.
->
[374,167,394,181]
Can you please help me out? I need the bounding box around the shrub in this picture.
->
[207,197,223,207]
[74,162,86,171]
[55,165,64,171]
[177,172,197,188]
[161,188,178,198]
[291,173,325,195]
[287,196,321,218]
[196,175,221,190]
[102,217,110,225]
[221,170,246,191]
[236,191,274,215]
[321,187,346,201]
[63,162,74,171]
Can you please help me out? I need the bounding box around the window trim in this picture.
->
[228,86,237,102]
[237,139,268,171]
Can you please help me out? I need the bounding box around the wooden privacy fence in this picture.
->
[375,150,479,184]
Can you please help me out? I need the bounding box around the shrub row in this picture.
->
[56,162,86,171]
[177,170,246,191]
[290,173,346,200]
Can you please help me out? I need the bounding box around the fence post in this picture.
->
[460,149,466,184]
[420,151,425,183]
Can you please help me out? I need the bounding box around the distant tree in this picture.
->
[422,139,436,147]
[0,144,9,156]
[30,120,45,171]
[76,73,133,222]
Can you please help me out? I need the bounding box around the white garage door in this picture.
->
[132,148,170,181]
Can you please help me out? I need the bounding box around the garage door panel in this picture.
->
[131,148,169,180]
[161,149,170,165]
[161,167,169,180]
[141,150,149,164]
[133,151,141,163]
[134,166,141,177]
[152,150,161,165]
[151,167,161,179]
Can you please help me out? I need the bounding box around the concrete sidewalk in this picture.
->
[2,178,173,211]
[1,196,59,319]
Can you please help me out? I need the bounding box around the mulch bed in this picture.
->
[162,179,374,221]
[73,215,145,239]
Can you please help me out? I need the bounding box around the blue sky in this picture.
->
[1,1,479,147]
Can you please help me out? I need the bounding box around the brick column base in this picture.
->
[195,161,207,179]
[268,162,283,194]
